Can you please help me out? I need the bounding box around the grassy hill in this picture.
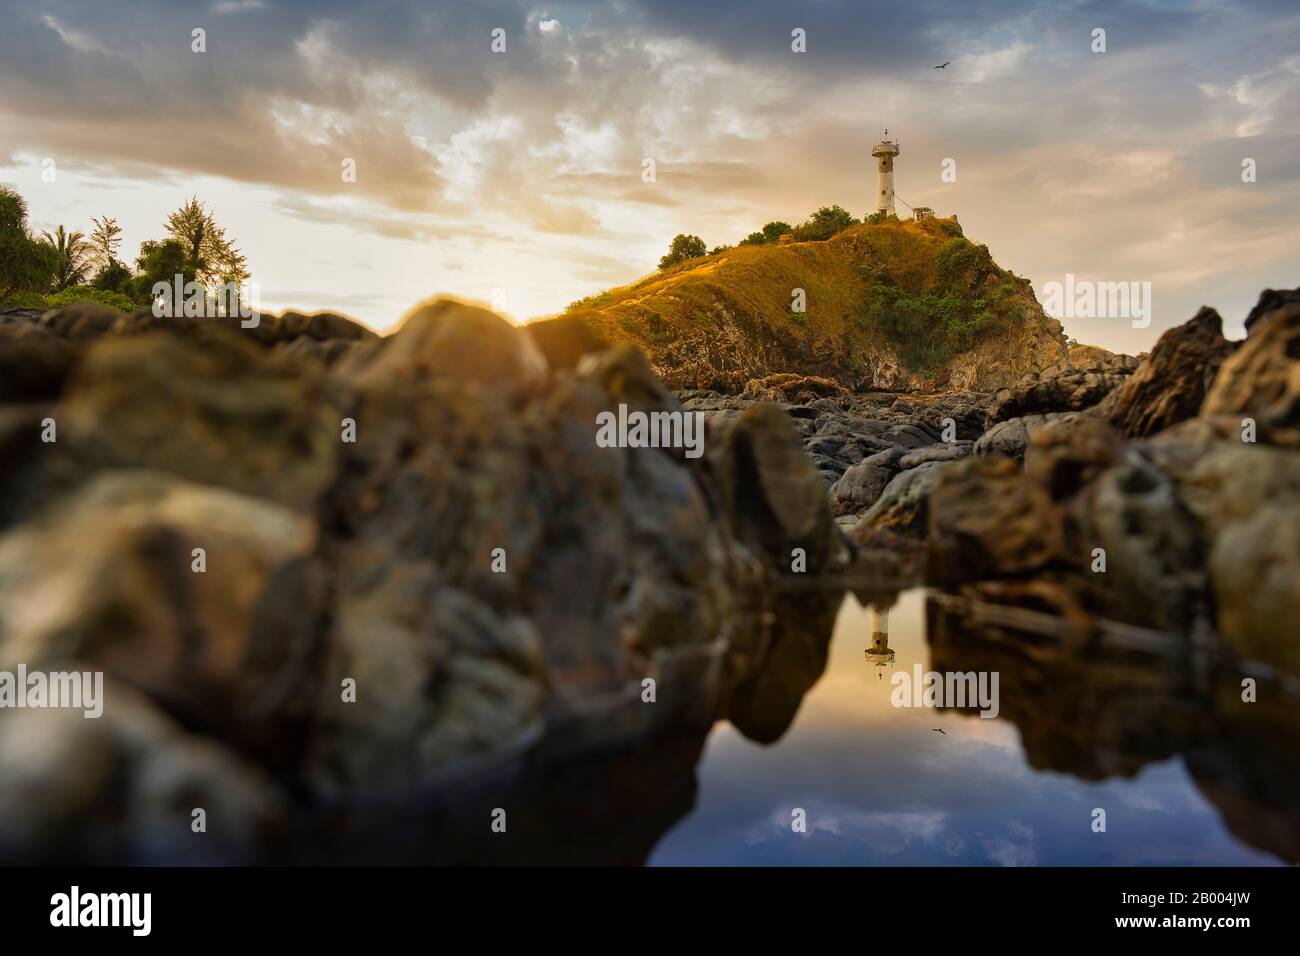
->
[561,216,1069,393]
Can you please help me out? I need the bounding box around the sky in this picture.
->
[0,0,1296,353]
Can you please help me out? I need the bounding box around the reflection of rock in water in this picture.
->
[300,732,711,866]
[1184,673,1300,865]
[724,589,846,745]
[927,593,1300,863]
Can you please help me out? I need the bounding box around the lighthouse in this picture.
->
[871,133,900,217]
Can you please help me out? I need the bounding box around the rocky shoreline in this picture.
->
[0,287,1296,864]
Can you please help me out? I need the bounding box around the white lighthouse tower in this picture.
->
[871,132,900,217]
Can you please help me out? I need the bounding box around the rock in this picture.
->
[924,399,987,440]
[1068,453,1205,632]
[1067,342,1129,369]
[828,446,907,516]
[1201,287,1300,448]
[343,297,548,393]
[858,460,949,536]
[973,412,1078,460]
[274,310,376,343]
[885,422,939,448]
[1210,506,1300,676]
[846,523,926,580]
[0,472,324,769]
[1244,286,1300,334]
[0,681,289,864]
[1164,441,1300,673]
[308,577,547,796]
[1171,442,1300,536]
[927,455,1063,584]
[898,441,971,469]
[741,373,848,402]
[523,315,608,369]
[807,397,844,415]
[0,405,51,529]
[933,414,1206,631]
[987,360,1135,424]
[39,302,125,342]
[1096,307,1236,437]
[48,326,344,513]
[707,403,844,573]
[276,334,371,367]
[579,344,685,422]
[1024,414,1124,500]
[0,319,75,401]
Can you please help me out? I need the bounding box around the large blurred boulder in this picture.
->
[0,471,323,768]
[343,297,547,393]
[523,315,608,369]
[39,302,125,342]
[927,455,1063,584]
[1169,442,1300,675]
[1068,453,1205,632]
[0,319,75,401]
[308,572,547,796]
[1211,506,1300,675]
[706,402,844,574]
[0,681,289,864]
[47,327,345,513]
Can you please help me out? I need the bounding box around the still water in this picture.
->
[650,589,1281,865]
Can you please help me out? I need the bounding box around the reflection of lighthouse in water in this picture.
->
[863,606,895,679]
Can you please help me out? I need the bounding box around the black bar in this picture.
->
[3,866,1288,942]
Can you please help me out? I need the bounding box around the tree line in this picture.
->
[0,186,249,312]
[659,204,886,270]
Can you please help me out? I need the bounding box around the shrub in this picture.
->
[793,205,858,241]
[935,237,979,285]
[0,232,59,305]
[43,285,137,313]
[91,259,134,296]
[739,221,793,246]
[864,283,995,373]
[659,234,707,270]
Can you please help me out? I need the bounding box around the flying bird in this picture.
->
[932,728,947,734]
[934,62,950,69]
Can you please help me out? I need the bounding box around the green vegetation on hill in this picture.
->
[564,215,1054,391]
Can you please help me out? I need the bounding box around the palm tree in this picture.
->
[40,225,93,292]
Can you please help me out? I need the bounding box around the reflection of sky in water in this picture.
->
[650,589,1278,866]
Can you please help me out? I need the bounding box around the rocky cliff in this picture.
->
[563,216,1070,393]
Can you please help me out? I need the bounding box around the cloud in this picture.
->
[0,0,1294,337]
